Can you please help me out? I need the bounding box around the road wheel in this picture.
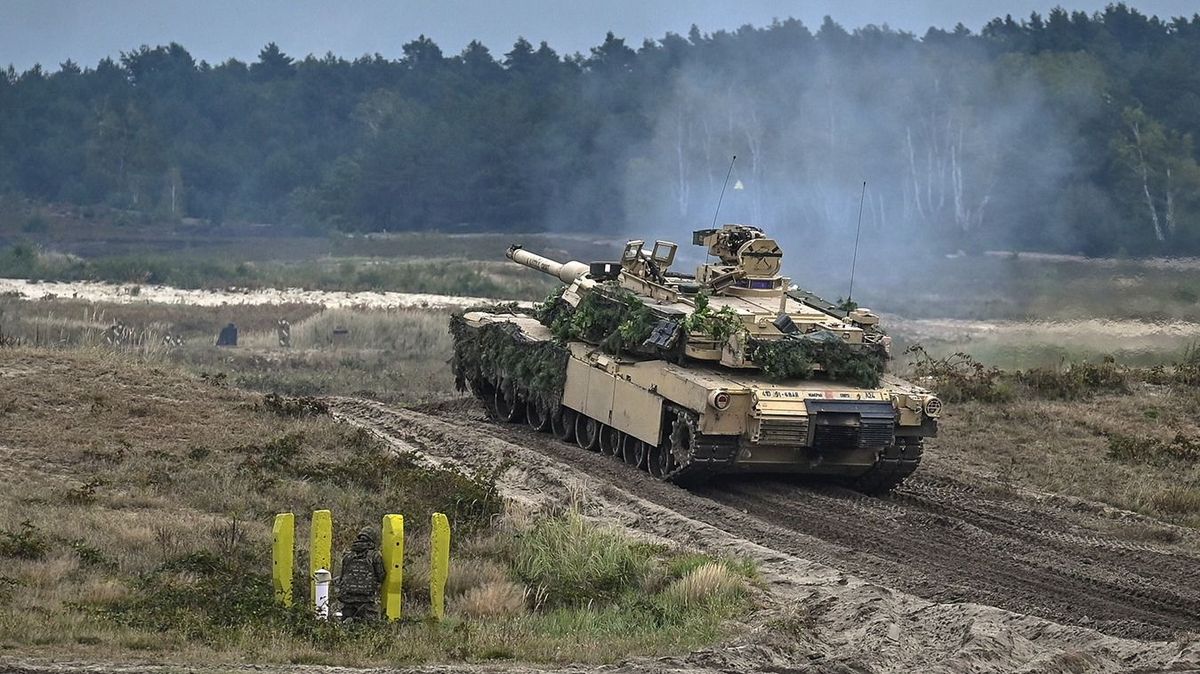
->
[493,384,524,423]
[552,407,577,443]
[599,425,621,456]
[526,400,551,432]
[574,414,601,451]
[648,441,672,478]
[479,379,500,420]
[621,435,646,468]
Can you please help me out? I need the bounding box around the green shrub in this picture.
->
[70,539,115,568]
[1168,342,1200,386]
[906,345,1012,402]
[908,346,1134,402]
[0,520,49,560]
[260,393,329,418]
[1107,433,1200,465]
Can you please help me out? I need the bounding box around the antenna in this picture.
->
[847,180,867,305]
[710,155,737,230]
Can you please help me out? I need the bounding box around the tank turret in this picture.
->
[507,224,888,375]
[450,224,941,492]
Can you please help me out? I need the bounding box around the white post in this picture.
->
[313,568,332,620]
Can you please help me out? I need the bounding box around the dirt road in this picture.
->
[328,397,1200,673]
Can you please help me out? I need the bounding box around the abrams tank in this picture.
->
[450,224,941,492]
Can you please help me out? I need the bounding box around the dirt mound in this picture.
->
[330,398,1200,673]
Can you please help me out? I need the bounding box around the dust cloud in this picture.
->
[566,19,1091,300]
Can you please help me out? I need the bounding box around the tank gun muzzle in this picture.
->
[507,245,591,284]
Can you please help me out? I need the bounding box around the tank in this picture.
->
[450,224,941,493]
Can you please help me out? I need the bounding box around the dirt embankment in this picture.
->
[326,398,1199,674]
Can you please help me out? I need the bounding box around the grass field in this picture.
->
[3,291,1198,531]
[3,209,1200,666]
[1,285,1198,667]
[0,347,756,665]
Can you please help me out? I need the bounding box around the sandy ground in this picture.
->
[320,397,1200,674]
[983,249,1200,271]
[6,395,1200,674]
[0,278,508,311]
[886,315,1200,342]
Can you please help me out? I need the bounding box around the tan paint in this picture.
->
[486,223,941,479]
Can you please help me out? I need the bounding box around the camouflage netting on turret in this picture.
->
[748,331,888,388]
[539,286,662,356]
[537,286,888,387]
[450,307,569,408]
[459,285,888,390]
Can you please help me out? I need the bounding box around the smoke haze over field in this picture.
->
[543,23,1100,297]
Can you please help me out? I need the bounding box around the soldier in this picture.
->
[336,526,386,623]
[216,322,238,347]
[276,318,291,348]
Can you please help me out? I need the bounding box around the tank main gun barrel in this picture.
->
[507,245,591,284]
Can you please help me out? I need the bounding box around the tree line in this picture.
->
[2,3,1200,256]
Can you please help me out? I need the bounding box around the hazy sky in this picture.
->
[3,0,1198,71]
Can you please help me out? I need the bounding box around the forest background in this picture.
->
[3,4,1200,257]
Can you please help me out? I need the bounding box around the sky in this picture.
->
[3,0,1198,71]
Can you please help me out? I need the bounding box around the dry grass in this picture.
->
[0,346,753,666]
[661,563,745,610]
[1148,487,1200,515]
[0,297,459,404]
[446,558,509,597]
[0,296,322,346]
[930,386,1200,530]
[456,580,528,618]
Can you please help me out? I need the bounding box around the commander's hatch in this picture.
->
[618,239,680,303]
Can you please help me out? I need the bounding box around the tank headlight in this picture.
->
[923,397,943,417]
[710,391,732,410]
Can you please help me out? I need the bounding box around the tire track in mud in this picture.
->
[703,480,1200,640]
[339,397,1200,642]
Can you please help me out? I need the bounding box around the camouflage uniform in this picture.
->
[337,527,386,623]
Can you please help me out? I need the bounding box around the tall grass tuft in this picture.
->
[660,562,745,611]
[511,510,651,607]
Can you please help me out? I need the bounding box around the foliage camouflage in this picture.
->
[682,293,743,344]
[533,283,888,386]
[451,306,570,407]
[543,286,658,356]
[3,9,1200,254]
[749,334,888,388]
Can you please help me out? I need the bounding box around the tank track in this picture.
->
[468,373,920,491]
[852,437,923,494]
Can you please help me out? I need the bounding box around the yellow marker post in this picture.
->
[310,509,332,604]
[381,514,404,622]
[272,512,295,607]
[430,513,451,621]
